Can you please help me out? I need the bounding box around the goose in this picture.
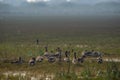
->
[51,47,62,62]
[11,57,24,64]
[58,49,62,62]
[97,56,103,64]
[82,50,93,57]
[48,56,56,63]
[72,52,77,64]
[44,48,57,62]
[54,47,61,58]
[36,56,44,62]
[44,46,50,58]
[82,50,101,57]
[93,52,102,57]
[78,55,85,63]
[64,51,70,62]
[29,57,36,66]
[47,51,56,63]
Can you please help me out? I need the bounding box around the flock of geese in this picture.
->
[11,47,103,66]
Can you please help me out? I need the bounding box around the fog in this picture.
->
[0,0,120,43]
[0,0,120,17]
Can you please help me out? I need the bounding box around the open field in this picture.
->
[0,16,120,80]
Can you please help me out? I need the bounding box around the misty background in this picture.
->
[0,0,120,43]
[0,0,120,16]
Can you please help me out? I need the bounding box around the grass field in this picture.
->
[0,16,120,80]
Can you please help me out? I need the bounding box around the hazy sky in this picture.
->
[1,0,120,5]
[0,0,120,16]
[0,0,120,7]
